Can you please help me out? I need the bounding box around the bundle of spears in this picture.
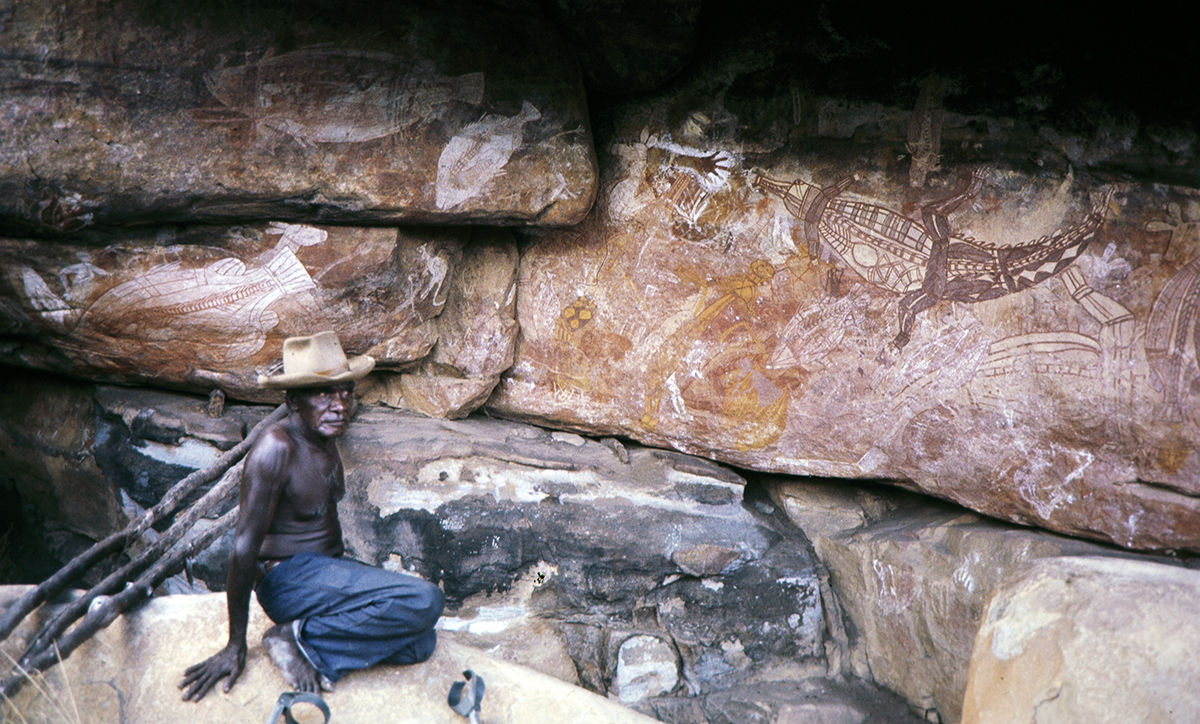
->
[0,404,288,700]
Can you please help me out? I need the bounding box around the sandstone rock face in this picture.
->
[490,85,1200,552]
[0,588,657,724]
[961,557,1200,724]
[336,407,825,699]
[358,230,520,418]
[0,1,596,232]
[770,478,1188,724]
[0,223,517,406]
[0,373,274,581]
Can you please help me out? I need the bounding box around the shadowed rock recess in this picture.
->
[1,1,1199,723]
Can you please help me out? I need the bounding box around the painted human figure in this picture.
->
[179,332,443,701]
[895,167,991,347]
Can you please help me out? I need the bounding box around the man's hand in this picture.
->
[179,644,246,702]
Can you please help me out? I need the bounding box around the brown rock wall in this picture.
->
[0,0,597,232]
[490,122,1200,552]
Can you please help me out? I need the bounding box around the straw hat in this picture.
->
[258,331,375,389]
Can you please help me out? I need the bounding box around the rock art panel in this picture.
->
[490,118,1200,552]
[753,167,1110,350]
[193,49,486,146]
[0,223,489,402]
[436,101,544,211]
[357,229,519,418]
[0,0,596,231]
[1144,202,1200,423]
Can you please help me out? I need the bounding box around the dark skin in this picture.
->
[179,382,356,702]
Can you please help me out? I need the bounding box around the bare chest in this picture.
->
[279,452,344,522]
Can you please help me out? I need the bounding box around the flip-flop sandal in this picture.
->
[447,669,485,724]
[264,691,332,724]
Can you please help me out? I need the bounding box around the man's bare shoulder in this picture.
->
[245,419,297,476]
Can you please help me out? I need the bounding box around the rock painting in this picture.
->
[645,135,735,244]
[555,297,596,342]
[766,287,870,373]
[501,119,1198,516]
[20,223,327,366]
[641,260,789,451]
[906,74,944,188]
[1145,203,1200,422]
[754,168,1111,349]
[191,48,485,146]
[435,101,541,210]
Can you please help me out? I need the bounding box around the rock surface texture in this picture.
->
[769,478,1181,724]
[488,46,1200,553]
[0,0,1198,555]
[0,587,657,724]
[0,0,596,232]
[336,407,827,705]
[961,557,1200,724]
[0,224,518,405]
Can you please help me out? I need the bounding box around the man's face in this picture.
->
[290,382,356,438]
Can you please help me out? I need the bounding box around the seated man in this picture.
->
[180,331,444,701]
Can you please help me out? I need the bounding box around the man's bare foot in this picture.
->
[262,623,334,693]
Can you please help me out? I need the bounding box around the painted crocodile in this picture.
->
[754,168,1110,348]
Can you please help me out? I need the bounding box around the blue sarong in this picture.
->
[255,552,444,682]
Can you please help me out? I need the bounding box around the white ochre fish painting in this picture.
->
[47,224,329,364]
[192,47,485,145]
[435,101,541,210]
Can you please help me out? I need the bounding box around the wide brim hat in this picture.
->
[258,331,375,389]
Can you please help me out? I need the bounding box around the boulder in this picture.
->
[488,57,1200,553]
[615,634,680,703]
[0,587,658,724]
[358,229,520,418]
[0,0,596,232]
[961,557,1200,724]
[769,478,1187,723]
[0,223,518,405]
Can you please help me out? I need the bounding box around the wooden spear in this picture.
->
[0,505,240,700]
[16,460,244,669]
